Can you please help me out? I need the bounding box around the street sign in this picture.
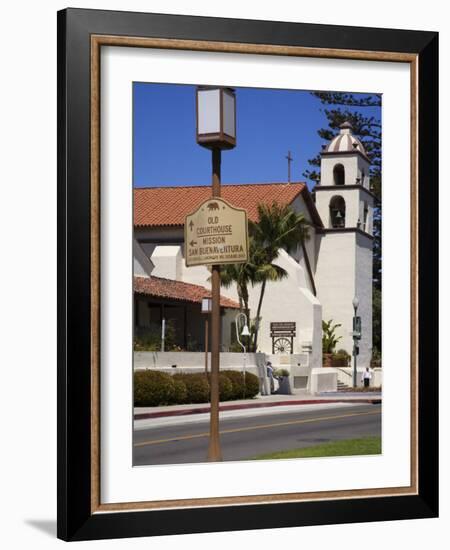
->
[270,322,296,354]
[184,198,249,267]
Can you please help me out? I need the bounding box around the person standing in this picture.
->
[266,361,275,393]
[361,367,372,388]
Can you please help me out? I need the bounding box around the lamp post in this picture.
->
[201,297,212,377]
[352,295,361,387]
[196,86,236,461]
[235,312,250,398]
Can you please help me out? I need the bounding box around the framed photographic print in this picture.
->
[57,8,438,541]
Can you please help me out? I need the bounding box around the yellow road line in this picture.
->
[134,410,380,448]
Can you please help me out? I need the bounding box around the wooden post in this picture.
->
[208,148,222,462]
[204,317,209,376]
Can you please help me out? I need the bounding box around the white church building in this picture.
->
[133,122,376,385]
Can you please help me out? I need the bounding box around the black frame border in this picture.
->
[57,8,438,541]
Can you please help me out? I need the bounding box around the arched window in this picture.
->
[329,196,346,228]
[333,164,345,186]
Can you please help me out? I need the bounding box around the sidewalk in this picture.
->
[134,391,382,420]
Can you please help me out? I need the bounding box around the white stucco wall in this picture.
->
[320,153,370,189]
[290,194,317,292]
[147,241,322,362]
[315,231,373,368]
[248,250,322,365]
[150,245,183,280]
[315,232,356,356]
[133,239,154,278]
[355,233,373,367]
[315,187,361,229]
[315,150,374,234]
[180,260,211,287]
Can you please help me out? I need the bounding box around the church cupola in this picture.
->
[313,121,374,233]
[324,121,369,162]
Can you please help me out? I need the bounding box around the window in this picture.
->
[333,163,345,185]
[329,196,346,228]
[363,202,369,232]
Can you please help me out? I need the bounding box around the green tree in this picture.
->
[322,319,342,354]
[250,202,311,352]
[303,92,382,352]
[219,236,259,324]
[372,287,382,353]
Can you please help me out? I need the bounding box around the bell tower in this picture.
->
[314,122,375,372]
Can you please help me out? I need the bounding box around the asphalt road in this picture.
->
[133,403,382,466]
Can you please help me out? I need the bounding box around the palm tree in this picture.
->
[250,202,311,352]
[219,236,259,323]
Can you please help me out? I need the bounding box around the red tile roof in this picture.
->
[134,276,240,309]
[134,182,322,227]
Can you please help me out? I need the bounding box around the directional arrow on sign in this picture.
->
[189,240,197,247]
[189,220,194,231]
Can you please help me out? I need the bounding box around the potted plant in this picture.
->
[332,348,350,368]
[274,368,291,394]
[322,320,342,367]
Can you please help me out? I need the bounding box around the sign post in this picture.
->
[194,86,242,462]
[186,197,249,457]
[185,198,249,267]
[270,322,296,354]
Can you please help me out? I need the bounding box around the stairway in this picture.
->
[337,379,351,391]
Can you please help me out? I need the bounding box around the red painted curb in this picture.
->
[134,398,381,420]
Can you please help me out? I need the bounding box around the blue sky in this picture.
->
[133,83,380,190]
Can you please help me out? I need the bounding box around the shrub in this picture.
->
[221,370,246,400]
[274,368,290,377]
[243,371,260,398]
[221,370,260,400]
[134,320,178,351]
[332,352,350,367]
[218,374,233,401]
[134,370,175,406]
[171,378,188,404]
[173,373,210,404]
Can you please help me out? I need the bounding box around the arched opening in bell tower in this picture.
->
[333,164,345,186]
[329,195,346,228]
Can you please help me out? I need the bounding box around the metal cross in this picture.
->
[286,150,293,183]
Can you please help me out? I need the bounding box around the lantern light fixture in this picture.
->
[196,86,236,150]
[201,296,213,314]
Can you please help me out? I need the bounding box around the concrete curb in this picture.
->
[134,397,382,420]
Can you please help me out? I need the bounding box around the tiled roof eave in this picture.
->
[133,276,240,309]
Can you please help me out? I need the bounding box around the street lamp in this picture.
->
[196,87,236,150]
[235,312,250,399]
[352,295,361,387]
[196,86,237,462]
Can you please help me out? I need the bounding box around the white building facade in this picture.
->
[134,122,375,380]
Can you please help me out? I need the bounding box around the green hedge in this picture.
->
[244,371,260,398]
[221,370,259,400]
[134,370,177,406]
[134,369,260,407]
[173,373,210,404]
